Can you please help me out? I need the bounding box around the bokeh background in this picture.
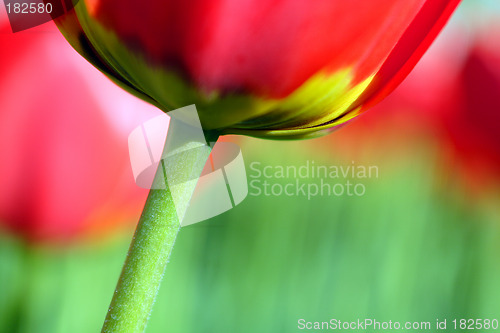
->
[1,0,500,332]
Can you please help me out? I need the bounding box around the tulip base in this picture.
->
[101,119,217,333]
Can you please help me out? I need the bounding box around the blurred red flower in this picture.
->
[440,28,500,192]
[0,18,158,244]
[321,10,500,196]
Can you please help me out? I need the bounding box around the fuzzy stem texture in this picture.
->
[101,119,217,333]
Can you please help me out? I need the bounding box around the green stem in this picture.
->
[101,119,218,333]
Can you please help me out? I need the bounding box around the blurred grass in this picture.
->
[1,136,500,333]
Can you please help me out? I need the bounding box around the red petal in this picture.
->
[353,0,461,111]
[92,0,432,98]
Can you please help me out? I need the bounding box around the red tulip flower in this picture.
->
[54,0,460,138]
[442,29,500,191]
[0,19,157,244]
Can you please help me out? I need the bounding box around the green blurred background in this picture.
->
[2,131,500,332]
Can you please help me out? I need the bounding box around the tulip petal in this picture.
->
[353,0,462,112]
